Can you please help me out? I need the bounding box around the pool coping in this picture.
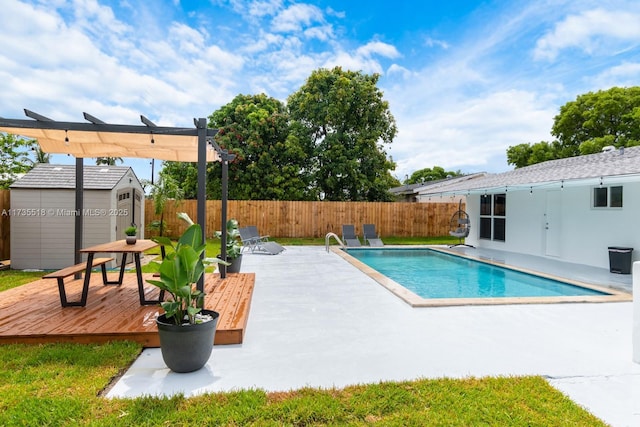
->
[331,245,632,307]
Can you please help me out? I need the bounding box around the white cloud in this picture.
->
[271,3,324,33]
[388,90,555,178]
[425,37,450,50]
[247,0,283,18]
[588,62,640,89]
[534,9,640,61]
[356,41,401,59]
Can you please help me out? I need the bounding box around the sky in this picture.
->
[2,0,640,184]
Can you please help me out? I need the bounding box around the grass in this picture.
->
[0,270,45,292]
[0,236,607,425]
[0,342,606,426]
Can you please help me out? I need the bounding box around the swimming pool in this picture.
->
[336,247,627,307]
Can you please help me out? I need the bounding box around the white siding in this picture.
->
[10,184,142,270]
[466,182,640,270]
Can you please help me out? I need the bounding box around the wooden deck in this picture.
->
[0,272,255,347]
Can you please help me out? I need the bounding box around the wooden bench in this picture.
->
[43,257,114,307]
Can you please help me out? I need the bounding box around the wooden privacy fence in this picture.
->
[0,190,9,260]
[145,200,459,239]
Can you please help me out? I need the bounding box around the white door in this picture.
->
[545,190,561,257]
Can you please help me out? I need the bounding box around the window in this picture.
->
[479,193,506,242]
[593,186,623,208]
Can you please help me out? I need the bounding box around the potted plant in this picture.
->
[215,218,243,273]
[147,213,229,373]
[124,225,137,245]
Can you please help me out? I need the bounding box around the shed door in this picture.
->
[116,189,135,238]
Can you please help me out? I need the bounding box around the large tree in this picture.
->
[288,67,397,201]
[0,133,33,188]
[208,93,313,200]
[507,86,640,168]
[161,94,312,200]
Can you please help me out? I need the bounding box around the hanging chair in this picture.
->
[448,200,474,248]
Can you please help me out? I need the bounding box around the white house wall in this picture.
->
[465,182,640,270]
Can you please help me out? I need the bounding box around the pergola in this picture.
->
[0,109,235,283]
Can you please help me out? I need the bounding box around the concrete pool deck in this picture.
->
[107,246,639,427]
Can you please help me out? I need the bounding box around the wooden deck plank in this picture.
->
[0,272,254,347]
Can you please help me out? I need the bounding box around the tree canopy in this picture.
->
[507,86,640,168]
[0,133,33,189]
[160,68,398,201]
[288,67,398,201]
[208,93,313,200]
[405,166,462,184]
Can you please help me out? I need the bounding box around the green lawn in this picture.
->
[0,342,605,426]
[0,237,607,425]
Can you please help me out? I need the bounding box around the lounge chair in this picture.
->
[363,224,384,246]
[239,226,285,254]
[341,224,362,247]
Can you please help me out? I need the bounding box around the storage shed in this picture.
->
[10,164,144,269]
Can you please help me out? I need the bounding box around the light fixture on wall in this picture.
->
[530,186,533,195]
[561,180,564,190]
[64,130,69,146]
[600,176,603,188]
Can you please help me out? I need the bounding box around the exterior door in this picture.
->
[545,190,561,257]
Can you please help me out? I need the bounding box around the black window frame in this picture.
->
[479,193,506,242]
[593,185,623,208]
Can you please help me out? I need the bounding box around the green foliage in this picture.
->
[507,86,640,167]
[214,218,243,259]
[144,168,184,237]
[124,225,137,236]
[207,93,313,200]
[159,69,398,201]
[406,166,462,184]
[147,213,228,325]
[95,157,123,165]
[0,133,34,189]
[155,161,199,199]
[0,343,607,427]
[288,66,398,201]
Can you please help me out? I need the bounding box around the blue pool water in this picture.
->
[348,249,607,299]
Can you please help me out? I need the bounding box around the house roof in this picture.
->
[10,164,140,190]
[419,146,640,195]
[390,173,487,196]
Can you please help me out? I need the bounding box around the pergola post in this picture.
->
[74,157,83,277]
[197,118,207,291]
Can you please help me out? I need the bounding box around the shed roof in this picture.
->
[419,146,640,195]
[10,164,139,190]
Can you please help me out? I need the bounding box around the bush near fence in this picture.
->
[144,199,459,239]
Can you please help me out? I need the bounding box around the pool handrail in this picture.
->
[325,232,345,252]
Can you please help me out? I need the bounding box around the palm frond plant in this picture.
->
[146,213,230,372]
[147,213,228,325]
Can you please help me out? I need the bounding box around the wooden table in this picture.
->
[80,239,164,306]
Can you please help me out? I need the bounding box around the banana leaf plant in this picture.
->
[147,213,229,325]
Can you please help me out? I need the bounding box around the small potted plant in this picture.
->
[215,218,243,273]
[147,213,229,372]
[124,225,137,245]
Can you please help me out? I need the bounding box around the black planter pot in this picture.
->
[156,309,219,373]
[217,254,242,273]
[227,255,242,273]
